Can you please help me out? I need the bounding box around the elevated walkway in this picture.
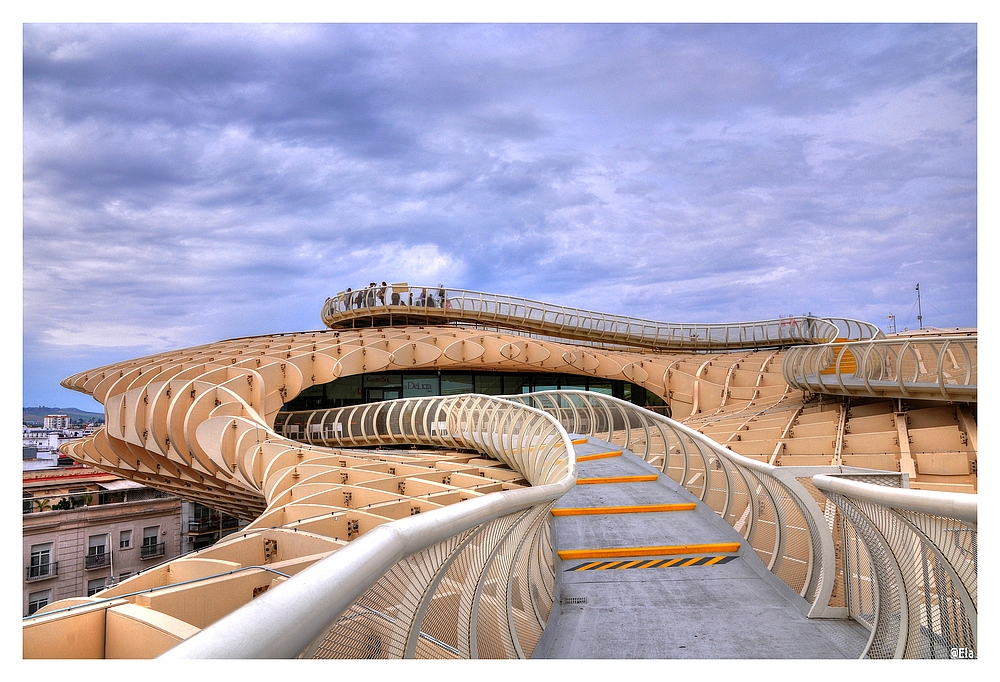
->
[783,336,977,402]
[534,437,869,659]
[322,284,882,351]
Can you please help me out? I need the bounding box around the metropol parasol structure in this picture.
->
[24,284,977,660]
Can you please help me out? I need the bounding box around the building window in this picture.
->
[441,374,474,396]
[86,534,108,570]
[87,578,106,597]
[474,375,503,395]
[27,590,50,615]
[118,571,132,582]
[28,543,53,580]
[141,526,164,559]
[120,529,132,550]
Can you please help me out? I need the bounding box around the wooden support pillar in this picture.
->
[895,412,916,478]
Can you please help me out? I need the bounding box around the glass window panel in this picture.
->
[502,376,527,395]
[327,376,362,400]
[644,390,666,406]
[474,375,503,395]
[588,379,613,395]
[28,590,49,615]
[403,375,439,398]
[363,374,402,388]
[296,384,323,398]
[441,374,474,396]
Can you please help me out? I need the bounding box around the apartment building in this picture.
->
[23,466,244,616]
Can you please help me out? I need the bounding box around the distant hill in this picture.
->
[23,406,104,424]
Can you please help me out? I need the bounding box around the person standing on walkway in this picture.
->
[378,282,388,305]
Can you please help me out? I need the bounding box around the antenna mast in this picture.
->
[916,283,923,330]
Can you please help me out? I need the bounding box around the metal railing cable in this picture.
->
[321,284,883,351]
[812,475,976,659]
[161,395,575,659]
[782,336,977,402]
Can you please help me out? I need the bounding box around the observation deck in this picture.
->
[322,284,884,352]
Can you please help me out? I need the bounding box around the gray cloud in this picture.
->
[22,23,977,409]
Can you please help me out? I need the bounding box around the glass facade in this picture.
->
[281,370,667,414]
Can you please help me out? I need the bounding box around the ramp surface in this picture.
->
[533,437,869,659]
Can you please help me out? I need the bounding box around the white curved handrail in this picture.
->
[782,337,977,402]
[813,475,977,527]
[162,394,575,659]
[321,284,884,351]
[500,389,873,617]
[813,474,977,658]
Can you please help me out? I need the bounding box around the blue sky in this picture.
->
[20,21,978,410]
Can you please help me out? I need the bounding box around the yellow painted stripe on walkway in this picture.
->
[617,560,645,570]
[566,555,738,572]
[596,561,624,571]
[571,438,590,445]
[551,503,696,516]
[576,475,658,485]
[577,450,623,462]
[557,542,741,560]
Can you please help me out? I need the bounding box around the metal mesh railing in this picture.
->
[159,390,975,659]
[321,284,882,351]
[783,337,977,402]
[812,475,977,659]
[161,394,574,659]
[306,502,555,659]
[499,390,877,618]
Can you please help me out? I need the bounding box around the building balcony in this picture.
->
[140,542,165,560]
[26,562,58,582]
[84,553,109,570]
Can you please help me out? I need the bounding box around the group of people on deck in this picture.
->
[334,283,450,311]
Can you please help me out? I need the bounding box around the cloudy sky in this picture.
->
[22,22,977,410]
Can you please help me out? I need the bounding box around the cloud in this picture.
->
[22,23,977,408]
[40,322,201,351]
